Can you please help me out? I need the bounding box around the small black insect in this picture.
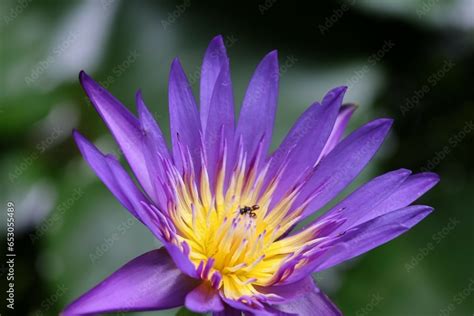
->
[239,205,259,218]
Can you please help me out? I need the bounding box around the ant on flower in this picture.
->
[239,205,260,218]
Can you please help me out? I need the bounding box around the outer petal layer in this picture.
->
[314,205,433,271]
[73,131,145,221]
[317,103,357,163]
[374,172,440,214]
[169,58,202,170]
[62,248,199,315]
[318,168,412,234]
[200,35,230,132]
[275,205,433,285]
[236,51,279,163]
[213,305,242,316]
[136,91,170,208]
[205,59,235,185]
[79,71,154,197]
[256,276,317,304]
[185,282,225,313]
[268,87,346,203]
[297,118,393,220]
[136,90,170,161]
[275,281,341,316]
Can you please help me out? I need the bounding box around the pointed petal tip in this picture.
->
[417,205,435,215]
[342,103,358,111]
[398,168,412,175]
[73,132,99,157]
[334,86,348,98]
[171,57,181,67]
[428,172,441,184]
[78,70,87,80]
[333,85,348,94]
[72,129,86,144]
[255,50,278,68]
[73,131,118,162]
[408,204,434,216]
[323,86,348,105]
[266,49,278,61]
[203,35,228,66]
[380,117,394,124]
[170,58,187,78]
[78,70,93,86]
[72,130,85,149]
[252,50,279,83]
[424,171,440,180]
[368,118,393,138]
[78,70,102,96]
[387,168,412,179]
[371,118,394,130]
[170,58,182,73]
[136,89,142,98]
[210,34,225,46]
[415,171,441,184]
[135,89,144,108]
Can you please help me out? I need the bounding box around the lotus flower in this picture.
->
[63,35,439,315]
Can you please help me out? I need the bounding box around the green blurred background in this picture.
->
[1,0,473,315]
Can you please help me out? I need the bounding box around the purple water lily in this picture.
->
[63,35,439,316]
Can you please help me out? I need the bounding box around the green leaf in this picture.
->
[176,307,205,316]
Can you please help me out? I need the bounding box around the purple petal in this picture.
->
[274,281,342,316]
[296,118,393,220]
[236,51,279,163]
[318,168,412,234]
[316,103,357,163]
[136,90,171,161]
[185,282,225,313]
[105,159,166,242]
[79,71,153,197]
[272,247,331,286]
[73,131,145,221]
[74,134,166,243]
[164,242,199,279]
[256,276,317,304]
[374,172,440,214]
[314,205,433,271]
[205,59,235,185]
[213,305,242,316]
[169,58,202,171]
[136,91,171,208]
[62,248,199,315]
[222,297,293,316]
[267,86,346,203]
[200,35,229,132]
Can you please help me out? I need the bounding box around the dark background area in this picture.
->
[1,0,473,315]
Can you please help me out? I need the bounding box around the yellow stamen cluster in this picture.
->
[167,151,318,300]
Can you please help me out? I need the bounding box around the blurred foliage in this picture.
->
[0,0,473,315]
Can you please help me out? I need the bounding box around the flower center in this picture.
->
[162,147,318,300]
